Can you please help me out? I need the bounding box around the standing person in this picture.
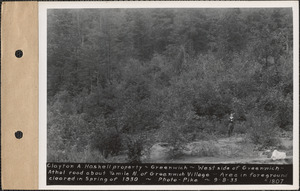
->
[228,112,235,137]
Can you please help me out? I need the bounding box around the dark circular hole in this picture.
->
[15,50,23,58]
[15,131,23,139]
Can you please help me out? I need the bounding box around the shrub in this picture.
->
[193,86,231,119]
[126,137,144,163]
[91,125,123,158]
[246,113,281,149]
[161,126,188,159]
[276,98,293,130]
[214,121,228,136]
[188,141,220,157]
[234,121,248,134]
[84,146,107,163]
[258,89,293,130]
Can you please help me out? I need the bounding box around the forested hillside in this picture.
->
[47,8,293,163]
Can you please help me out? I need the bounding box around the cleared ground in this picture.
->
[148,133,293,164]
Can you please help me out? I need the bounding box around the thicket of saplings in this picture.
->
[47,8,293,162]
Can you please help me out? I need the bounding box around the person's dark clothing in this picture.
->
[228,116,234,137]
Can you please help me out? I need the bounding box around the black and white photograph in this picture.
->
[47,7,293,164]
[39,1,299,188]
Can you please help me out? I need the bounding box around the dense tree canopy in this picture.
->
[47,8,293,162]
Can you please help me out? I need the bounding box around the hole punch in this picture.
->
[15,131,23,139]
[15,50,23,58]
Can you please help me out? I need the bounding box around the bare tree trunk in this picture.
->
[285,35,289,53]
[76,11,84,47]
[106,18,112,85]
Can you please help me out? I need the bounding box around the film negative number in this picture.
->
[267,179,285,184]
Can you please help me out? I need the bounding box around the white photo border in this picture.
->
[39,1,299,190]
